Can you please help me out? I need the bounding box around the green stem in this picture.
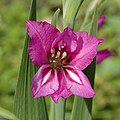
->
[49,100,55,120]
[50,99,66,120]
[55,99,66,120]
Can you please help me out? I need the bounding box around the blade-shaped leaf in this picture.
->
[13,0,48,120]
[51,8,60,27]
[71,7,98,120]
[80,0,105,31]
[63,0,84,28]
[0,107,18,120]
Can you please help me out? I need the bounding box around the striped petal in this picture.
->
[63,66,95,98]
[32,65,59,98]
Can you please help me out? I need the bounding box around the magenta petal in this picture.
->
[70,32,103,70]
[26,20,60,66]
[97,49,112,64]
[64,66,95,98]
[32,65,59,98]
[98,16,106,28]
[69,36,83,60]
[51,27,78,54]
[51,70,72,103]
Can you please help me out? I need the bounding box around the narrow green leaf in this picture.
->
[89,7,98,36]
[13,0,48,120]
[0,107,18,120]
[71,7,98,120]
[80,0,105,31]
[51,8,60,27]
[63,0,84,28]
[63,0,66,11]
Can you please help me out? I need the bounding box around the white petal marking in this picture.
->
[41,70,51,85]
[66,69,82,84]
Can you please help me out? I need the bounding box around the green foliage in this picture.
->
[0,107,18,120]
[0,0,120,120]
[63,0,84,28]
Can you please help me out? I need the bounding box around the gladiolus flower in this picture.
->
[97,16,112,64]
[26,20,103,103]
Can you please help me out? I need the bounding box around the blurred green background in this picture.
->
[0,0,120,120]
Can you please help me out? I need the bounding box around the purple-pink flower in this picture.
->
[26,20,103,103]
[98,16,106,28]
[97,16,112,64]
[97,49,112,64]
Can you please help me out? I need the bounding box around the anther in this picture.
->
[55,51,61,58]
[49,49,69,69]
[51,53,55,58]
[61,52,67,59]
[52,60,56,63]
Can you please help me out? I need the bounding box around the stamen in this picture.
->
[61,52,67,59]
[49,49,69,69]
[51,53,55,58]
[55,51,61,58]
[52,60,56,63]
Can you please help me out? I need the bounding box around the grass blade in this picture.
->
[13,0,48,120]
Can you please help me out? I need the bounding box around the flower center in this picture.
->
[49,50,69,69]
